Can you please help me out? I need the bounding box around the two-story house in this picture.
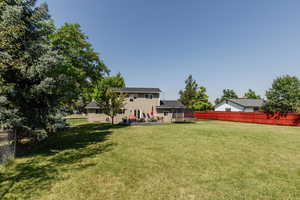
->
[85,87,186,123]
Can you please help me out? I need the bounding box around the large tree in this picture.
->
[263,75,300,114]
[244,89,261,99]
[215,89,238,105]
[0,0,66,139]
[50,23,109,108]
[179,75,212,111]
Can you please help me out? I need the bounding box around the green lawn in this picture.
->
[1,120,300,200]
[66,118,88,126]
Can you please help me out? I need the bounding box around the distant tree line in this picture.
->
[178,74,300,114]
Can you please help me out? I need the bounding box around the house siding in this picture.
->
[214,101,245,112]
[87,92,160,123]
[85,89,186,123]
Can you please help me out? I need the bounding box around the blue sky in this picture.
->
[40,0,300,101]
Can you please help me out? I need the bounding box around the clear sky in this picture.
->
[39,0,300,101]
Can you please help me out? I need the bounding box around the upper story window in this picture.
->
[145,94,153,99]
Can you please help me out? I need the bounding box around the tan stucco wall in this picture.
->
[87,113,126,124]
[86,93,185,123]
[156,109,185,122]
[87,94,160,123]
[123,94,160,117]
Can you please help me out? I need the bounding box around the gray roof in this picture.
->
[85,100,100,109]
[157,100,186,108]
[113,87,161,93]
[228,98,265,108]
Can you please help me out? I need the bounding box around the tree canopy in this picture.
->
[94,74,126,124]
[92,73,125,100]
[263,75,300,114]
[0,0,109,140]
[244,89,261,99]
[178,75,212,111]
[50,23,109,108]
[0,0,66,138]
[215,89,238,105]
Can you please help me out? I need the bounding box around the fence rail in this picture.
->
[194,111,300,126]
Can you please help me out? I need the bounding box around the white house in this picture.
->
[214,98,264,112]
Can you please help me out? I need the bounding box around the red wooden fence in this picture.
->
[194,111,300,127]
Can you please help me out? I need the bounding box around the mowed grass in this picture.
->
[1,120,300,200]
[66,118,88,126]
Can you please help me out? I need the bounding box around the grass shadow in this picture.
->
[0,123,126,200]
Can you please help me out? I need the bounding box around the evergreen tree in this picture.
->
[179,75,212,111]
[0,0,65,139]
[191,86,212,111]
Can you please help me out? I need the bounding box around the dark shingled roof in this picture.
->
[228,98,265,108]
[113,87,161,93]
[85,100,100,109]
[157,100,186,108]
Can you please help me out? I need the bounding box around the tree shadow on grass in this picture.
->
[0,123,126,200]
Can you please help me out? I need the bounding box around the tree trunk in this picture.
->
[111,116,114,125]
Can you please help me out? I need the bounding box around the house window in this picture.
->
[119,109,125,114]
[164,112,169,116]
[144,94,153,99]
[225,108,231,112]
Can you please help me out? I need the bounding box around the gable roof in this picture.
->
[85,100,100,109]
[113,87,161,93]
[228,98,265,108]
[157,100,186,108]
